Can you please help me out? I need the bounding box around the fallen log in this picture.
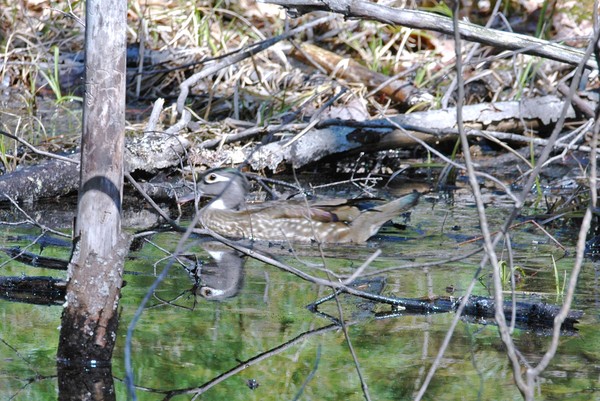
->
[0,126,190,203]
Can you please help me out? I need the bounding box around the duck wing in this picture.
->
[247,198,385,223]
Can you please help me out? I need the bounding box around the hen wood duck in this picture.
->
[191,168,420,244]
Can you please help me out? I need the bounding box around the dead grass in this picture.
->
[0,0,595,171]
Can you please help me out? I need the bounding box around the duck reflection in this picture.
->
[191,240,246,301]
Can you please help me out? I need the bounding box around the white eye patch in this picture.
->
[205,173,231,184]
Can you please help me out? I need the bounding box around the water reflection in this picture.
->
[57,363,115,401]
[0,199,598,400]
[191,240,246,301]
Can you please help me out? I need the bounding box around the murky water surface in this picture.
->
[0,189,598,400]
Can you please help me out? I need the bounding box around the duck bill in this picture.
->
[177,192,198,205]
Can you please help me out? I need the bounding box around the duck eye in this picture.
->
[206,173,218,183]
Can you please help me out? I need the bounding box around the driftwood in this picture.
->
[125,111,192,172]
[248,95,588,170]
[0,155,80,203]
[291,43,427,107]
[0,95,594,202]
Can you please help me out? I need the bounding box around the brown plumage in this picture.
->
[194,168,420,244]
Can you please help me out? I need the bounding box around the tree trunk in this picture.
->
[57,0,129,368]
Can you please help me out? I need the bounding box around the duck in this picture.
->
[190,168,420,244]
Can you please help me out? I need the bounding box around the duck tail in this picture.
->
[350,191,420,242]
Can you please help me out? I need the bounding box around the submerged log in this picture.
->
[0,276,66,306]
[2,247,70,270]
[396,295,583,332]
[460,295,581,328]
[4,243,583,333]
[310,285,583,333]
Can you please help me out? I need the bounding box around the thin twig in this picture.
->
[0,130,79,165]
[3,194,71,238]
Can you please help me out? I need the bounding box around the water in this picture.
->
[0,192,597,400]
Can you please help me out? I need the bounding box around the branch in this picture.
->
[262,0,597,69]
